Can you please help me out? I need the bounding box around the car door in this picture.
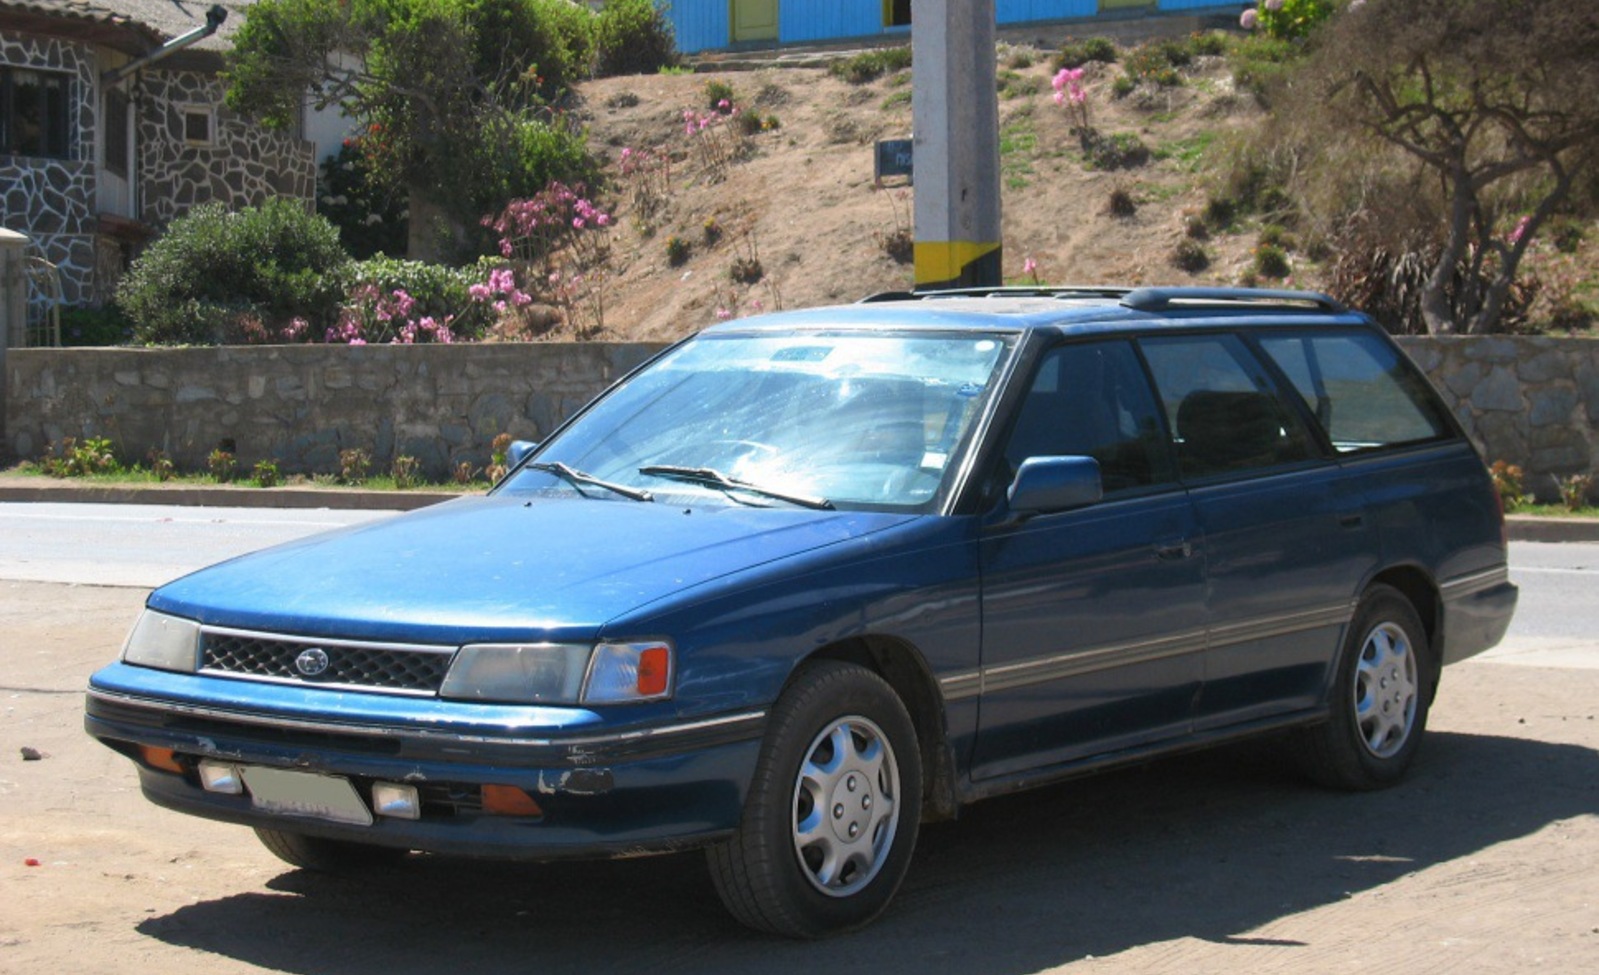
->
[971,340,1206,782]
[1138,331,1370,728]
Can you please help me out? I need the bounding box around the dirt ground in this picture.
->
[2,578,1596,973]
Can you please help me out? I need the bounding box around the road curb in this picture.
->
[0,480,458,511]
[1505,516,1599,543]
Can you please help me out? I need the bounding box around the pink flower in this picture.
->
[1240,8,1258,29]
[1023,256,1038,277]
[717,98,730,111]
[1508,215,1533,245]
[715,307,732,321]
[1053,90,1066,107]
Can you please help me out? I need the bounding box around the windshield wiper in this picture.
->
[639,465,834,510]
[527,462,654,502]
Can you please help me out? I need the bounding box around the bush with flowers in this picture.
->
[1242,0,1335,41]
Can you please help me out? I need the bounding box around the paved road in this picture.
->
[0,501,399,588]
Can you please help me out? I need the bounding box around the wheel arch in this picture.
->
[802,635,960,823]
[1366,565,1441,657]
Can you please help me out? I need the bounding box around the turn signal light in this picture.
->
[481,784,543,817]
[636,646,671,697]
[141,746,185,774]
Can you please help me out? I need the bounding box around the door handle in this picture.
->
[1154,540,1194,561]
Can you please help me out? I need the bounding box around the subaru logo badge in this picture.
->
[294,647,331,678]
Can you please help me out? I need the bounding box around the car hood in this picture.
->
[147,495,917,644]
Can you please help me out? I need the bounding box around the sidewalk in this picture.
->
[2,471,1596,540]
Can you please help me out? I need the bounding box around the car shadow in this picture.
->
[135,730,1599,972]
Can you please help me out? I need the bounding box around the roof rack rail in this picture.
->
[1121,287,1346,314]
[859,285,1135,304]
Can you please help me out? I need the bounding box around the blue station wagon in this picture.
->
[86,287,1517,936]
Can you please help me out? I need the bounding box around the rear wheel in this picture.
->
[254,827,406,872]
[708,660,922,938]
[1298,584,1434,790]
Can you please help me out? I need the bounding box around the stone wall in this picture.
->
[5,338,1595,492]
[135,71,316,228]
[0,31,98,306]
[3,343,666,477]
[1398,336,1599,499]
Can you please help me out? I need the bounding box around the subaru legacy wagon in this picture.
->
[87,286,1516,937]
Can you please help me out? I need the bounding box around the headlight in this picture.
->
[122,610,201,672]
[439,640,674,705]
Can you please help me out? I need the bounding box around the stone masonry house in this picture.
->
[0,0,315,308]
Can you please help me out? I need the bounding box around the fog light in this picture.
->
[481,784,543,817]
[372,782,421,820]
[198,760,243,795]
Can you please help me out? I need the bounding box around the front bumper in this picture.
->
[85,662,765,859]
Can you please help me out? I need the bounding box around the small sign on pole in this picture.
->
[874,139,914,186]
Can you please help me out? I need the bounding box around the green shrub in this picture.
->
[346,257,492,340]
[1111,74,1136,98]
[1256,0,1334,42]
[463,115,598,233]
[1548,215,1587,254]
[829,47,911,84]
[1055,36,1117,70]
[208,449,238,483]
[514,0,596,95]
[391,455,422,489]
[117,199,351,345]
[1124,38,1190,87]
[1254,242,1292,278]
[40,437,120,477]
[704,78,737,109]
[1170,239,1211,273]
[1084,132,1150,171]
[58,306,133,346]
[594,0,677,76]
[252,459,281,488]
[318,141,407,259]
[1228,34,1300,96]
[665,234,691,266]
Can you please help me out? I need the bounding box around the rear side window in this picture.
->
[1258,331,1452,453]
[1139,334,1319,479]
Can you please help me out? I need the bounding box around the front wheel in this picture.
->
[1297,584,1434,790]
[708,660,922,937]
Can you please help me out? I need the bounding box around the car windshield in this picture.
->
[499,329,1013,510]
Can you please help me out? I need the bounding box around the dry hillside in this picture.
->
[559,42,1273,342]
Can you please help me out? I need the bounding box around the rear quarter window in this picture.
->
[1258,331,1453,453]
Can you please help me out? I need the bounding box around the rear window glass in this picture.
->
[1258,331,1451,452]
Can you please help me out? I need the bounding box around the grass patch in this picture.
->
[881,88,912,111]
[999,117,1038,189]
[829,47,912,84]
[1153,130,1218,172]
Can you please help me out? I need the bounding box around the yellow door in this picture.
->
[731,0,778,42]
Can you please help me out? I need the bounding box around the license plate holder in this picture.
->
[240,766,374,827]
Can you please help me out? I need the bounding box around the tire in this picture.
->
[707,660,922,938]
[1297,584,1435,790]
[254,827,407,872]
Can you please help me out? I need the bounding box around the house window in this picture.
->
[1,67,72,159]
[105,88,130,177]
[181,106,213,146]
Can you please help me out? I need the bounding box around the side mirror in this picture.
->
[506,440,538,469]
[1007,456,1103,515]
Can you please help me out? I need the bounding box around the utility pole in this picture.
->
[912,0,1002,291]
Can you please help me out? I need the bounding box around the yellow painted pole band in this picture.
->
[914,241,1003,292]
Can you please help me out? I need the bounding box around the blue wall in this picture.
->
[664,0,730,54]
[780,2,884,46]
[663,2,1235,55]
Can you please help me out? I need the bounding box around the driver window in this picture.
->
[1003,341,1175,494]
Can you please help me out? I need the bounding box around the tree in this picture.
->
[224,0,596,255]
[1303,0,1599,334]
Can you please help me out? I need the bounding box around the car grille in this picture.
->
[199,628,455,696]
